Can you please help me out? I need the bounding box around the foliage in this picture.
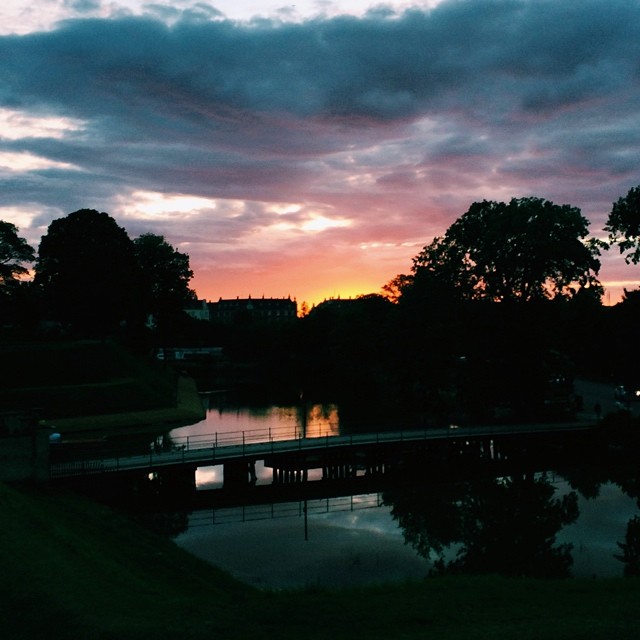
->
[616,516,640,577]
[133,233,195,334]
[371,197,608,424]
[0,220,34,286]
[299,295,400,419]
[381,273,414,303]
[606,185,640,264]
[0,221,37,328]
[32,211,196,338]
[34,209,141,335]
[409,197,603,303]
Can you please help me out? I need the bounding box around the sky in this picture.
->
[1,0,639,307]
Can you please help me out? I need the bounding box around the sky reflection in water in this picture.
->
[176,481,638,589]
[172,403,640,588]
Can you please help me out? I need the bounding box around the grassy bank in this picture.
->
[43,375,205,434]
[0,340,204,431]
[1,481,639,640]
[1,340,176,419]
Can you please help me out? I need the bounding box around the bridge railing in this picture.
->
[50,420,592,478]
[189,493,384,528]
[168,419,591,455]
[169,422,338,452]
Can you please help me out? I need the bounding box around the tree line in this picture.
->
[295,187,640,425]
[2,188,640,423]
[1,208,195,341]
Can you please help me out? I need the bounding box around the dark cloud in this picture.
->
[64,0,102,13]
[3,1,638,122]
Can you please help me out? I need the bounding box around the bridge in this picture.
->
[50,420,594,489]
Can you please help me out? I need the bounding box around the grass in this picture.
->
[0,340,205,432]
[43,375,205,434]
[1,481,639,640]
[0,340,177,419]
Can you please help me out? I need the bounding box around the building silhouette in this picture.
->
[207,296,297,324]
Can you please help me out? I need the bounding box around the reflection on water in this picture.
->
[176,495,429,590]
[174,477,640,588]
[385,473,581,578]
[169,396,339,487]
[167,399,640,588]
[558,482,639,578]
[170,394,340,441]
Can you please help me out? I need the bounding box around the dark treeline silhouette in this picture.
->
[292,192,640,427]
[1,208,196,345]
[2,189,640,426]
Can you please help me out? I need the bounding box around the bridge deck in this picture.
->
[50,421,592,479]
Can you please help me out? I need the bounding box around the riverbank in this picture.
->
[1,340,177,418]
[41,375,205,434]
[1,480,639,640]
[1,339,205,434]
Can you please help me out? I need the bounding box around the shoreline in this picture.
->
[41,375,205,434]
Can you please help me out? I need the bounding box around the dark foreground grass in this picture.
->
[1,482,639,640]
[0,340,176,418]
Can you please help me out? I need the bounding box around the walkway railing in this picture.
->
[50,420,592,479]
[168,418,593,453]
[169,422,338,451]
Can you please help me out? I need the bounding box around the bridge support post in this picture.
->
[223,460,256,488]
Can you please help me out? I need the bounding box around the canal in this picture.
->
[164,392,640,589]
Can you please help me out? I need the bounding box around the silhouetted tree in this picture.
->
[380,198,605,422]
[409,197,603,303]
[133,233,195,335]
[0,221,37,329]
[381,273,414,303]
[606,185,640,264]
[299,295,399,420]
[620,287,640,306]
[615,515,640,577]
[602,288,640,391]
[0,221,34,287]
[35,209,141,335]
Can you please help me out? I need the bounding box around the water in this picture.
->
[170,396,640,589]
[557,481,639,578]
[176,495,429,589]
[174,480,639,589]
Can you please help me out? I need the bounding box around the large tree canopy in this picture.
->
[0,221,34,287]
[605,185,640,264]
[410,197,602,303]
[35,209,141,333]
[133,233,195,330]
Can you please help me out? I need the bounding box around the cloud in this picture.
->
[64,0,102,12]
[1,0,640,302]
[4,2,637,121]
